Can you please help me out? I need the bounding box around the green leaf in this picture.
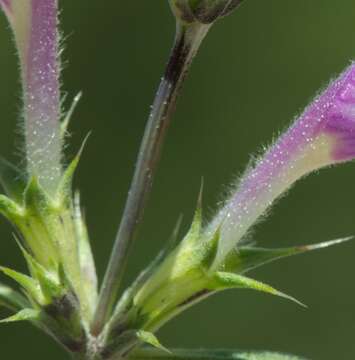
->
[0,308,40,323]
[136,330,171,354]
[0,157,26,202]
[223,237,353,274]
[0,266,42,303]
[208,272,305,308]
[130,348,307,360]
[0,283,29,311]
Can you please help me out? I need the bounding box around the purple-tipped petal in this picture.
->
[208,63,355,268]
[1,0,62,195]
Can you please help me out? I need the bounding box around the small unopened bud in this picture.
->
[170,0,244,24]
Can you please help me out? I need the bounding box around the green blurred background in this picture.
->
[1,0,355,358]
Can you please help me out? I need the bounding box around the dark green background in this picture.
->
[0,1,355,359]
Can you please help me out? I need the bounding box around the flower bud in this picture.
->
[169,0,244,24]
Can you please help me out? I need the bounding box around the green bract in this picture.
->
[0,153,97,353]
[98,194,348,359]
[0,163,347,358]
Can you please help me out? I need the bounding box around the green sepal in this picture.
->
[0,194,24,221]
[13,179,60,269]
[208,272,305,307]
[202,224,221,270]
[182,184,203,246]
[0,308,40,323]
[112,216,183,325]
[0,283,29,311]
[56,134,90,204]
[24,176,52,213]
[56,151,80,202]
[16,240,63,303]
[73,192,98,317]
[136,330,171,354]
[0,157,26,202]
[57,263,74,292]
[23,177,78,282]
[139,214,184,279]
[16,237,42,278]
[168,215,184,248]
[11,256,86,351]
[223,237,353,274]
[61,92,82,138]
[130,187,208,322]
[131,348,306,360]
[0,266,42,303]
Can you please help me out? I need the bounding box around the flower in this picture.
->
[0,0,62,195]
[208,62,355,268]
[123,63,355,334]
[0,0,97,328]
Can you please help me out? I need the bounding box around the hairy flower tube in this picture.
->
[117,62,355,339]
[0,0,97,353]
[1,0,62,194]
[209,62,355,267]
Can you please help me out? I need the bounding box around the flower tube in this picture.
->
[209,62,355,268]
[0,1,98,324]
[1,0,62,195]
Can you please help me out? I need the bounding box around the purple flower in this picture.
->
[1,0,62,195]
[208,63,355,268]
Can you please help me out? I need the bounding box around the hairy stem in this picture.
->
[92,21,210,335]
